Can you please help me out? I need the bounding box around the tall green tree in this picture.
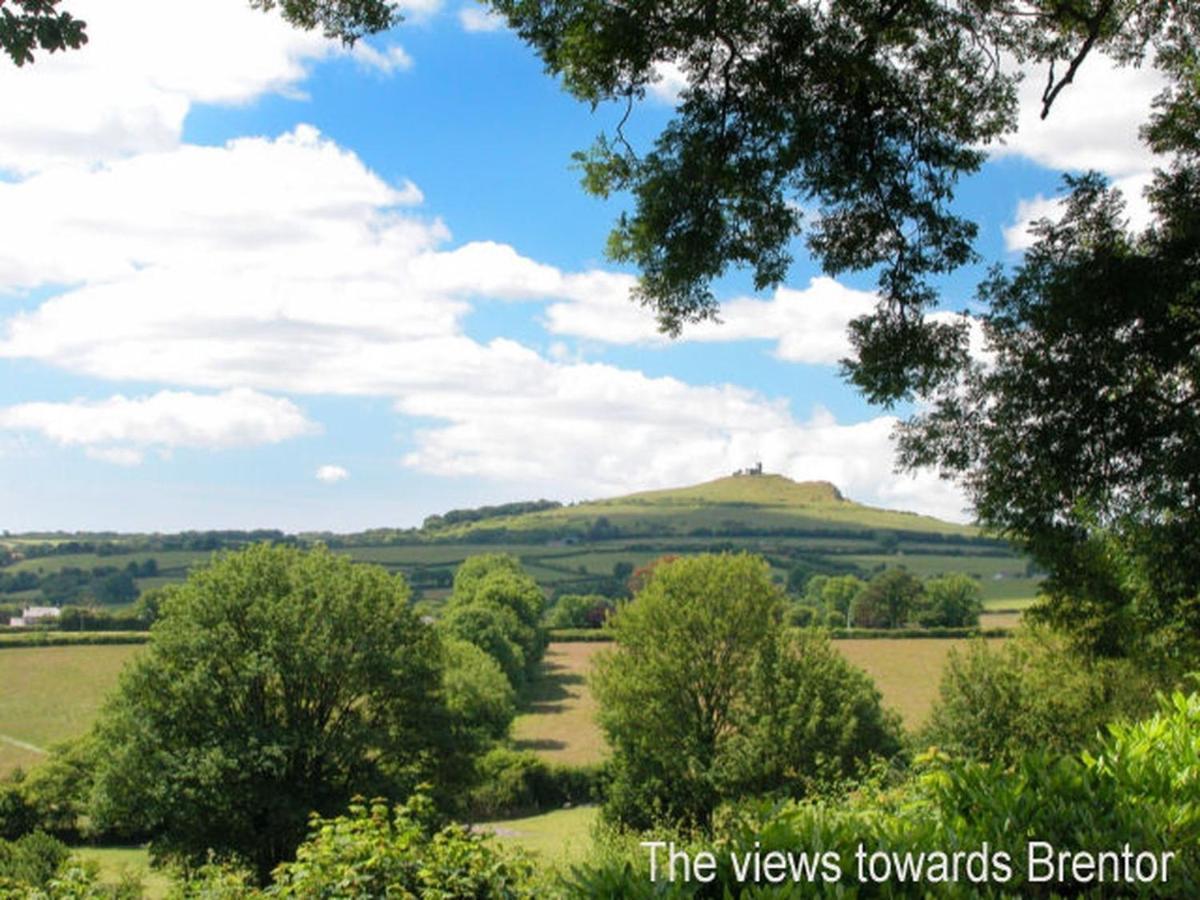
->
[441,554,547,687]
[594,553,899,829]
[899,54,1200,660]
[850,567,924,628]
[86,544,460,883]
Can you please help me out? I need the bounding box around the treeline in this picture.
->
[421,499,562,530]
[0,560,157,605]
[3,520,1015,557]
[4,530,296,562]
[788,569,985,630]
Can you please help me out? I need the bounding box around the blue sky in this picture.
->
[0,0,1165,532]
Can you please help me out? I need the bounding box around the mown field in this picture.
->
[0,633,1010,781]
[0,644,141,776]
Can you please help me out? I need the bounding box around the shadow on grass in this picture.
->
[512,737,567,752]
[518,659,585,714]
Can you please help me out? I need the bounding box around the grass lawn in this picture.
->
[73,846,171,899]
[512,643,608,766]
[0,644,141,776]
[479,805,599,866]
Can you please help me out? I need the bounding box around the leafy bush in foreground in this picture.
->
[564,689,1200,897]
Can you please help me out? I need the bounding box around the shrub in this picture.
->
[921,628,1159,762]
[465,748,601,820]
[0,831,71,893]
[268,794,538,899]
[566,688,1200,897]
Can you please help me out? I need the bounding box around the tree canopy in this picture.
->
[0,0,86,66]
[86,543,462,882]
[593,553,899,829]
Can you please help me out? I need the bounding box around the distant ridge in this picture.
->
[420,472,974,540]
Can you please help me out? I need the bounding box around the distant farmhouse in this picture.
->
[8,606,60,628]
[732,462,764,477]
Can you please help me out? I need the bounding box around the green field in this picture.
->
[0,644,141,776]
[480,805,600,865]
[72,846,171,899]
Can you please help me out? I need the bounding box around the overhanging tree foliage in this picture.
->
[1,0,399,67]
[486,0,1194,404]
[0,0,86,66]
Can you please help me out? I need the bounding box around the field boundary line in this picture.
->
[0,733,46,755]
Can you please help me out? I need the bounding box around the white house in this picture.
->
[7,606,60,628]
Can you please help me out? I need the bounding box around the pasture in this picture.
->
[0,644,141,776]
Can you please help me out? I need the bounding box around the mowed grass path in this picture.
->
[512,643,607,765]
[511,636,1010,767]
[0,644,141,776]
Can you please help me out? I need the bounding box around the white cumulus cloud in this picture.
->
[316,464,350,483]
[993,55,1166,179]
[0,118,968,519]
[458,5,505,32]
[0,389,318,463]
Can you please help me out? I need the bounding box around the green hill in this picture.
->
[3,474,1038,615]
[425,473,974,541]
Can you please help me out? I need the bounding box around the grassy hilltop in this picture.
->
[423,473,974,540]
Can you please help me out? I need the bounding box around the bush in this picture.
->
[0,783,34,841]
[0,831,71,893]
[268,794,538,899]
[464,748,601,820]
[920,628,1159,763]
[566,688,1200,897]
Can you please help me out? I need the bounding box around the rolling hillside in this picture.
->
[2,473,1037,612]
[422,473,976,541]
